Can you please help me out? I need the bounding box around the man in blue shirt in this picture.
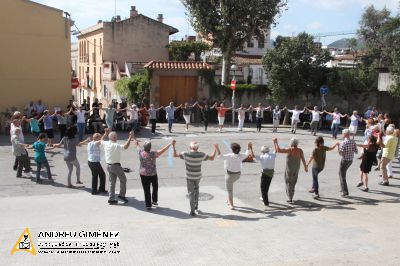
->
[163,102,182,133]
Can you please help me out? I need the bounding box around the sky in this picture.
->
[33,0,399,45]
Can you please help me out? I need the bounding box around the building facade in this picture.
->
[76,6,178,105]
[201,30,271,85]
[0,0,72,113]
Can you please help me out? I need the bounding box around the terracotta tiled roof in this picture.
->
[232,54,263,65]
[144,61,211,70]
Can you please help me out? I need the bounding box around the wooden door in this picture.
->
[159,76,197,106]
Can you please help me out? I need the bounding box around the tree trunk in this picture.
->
[221,51,231,85]
[283,109,290,125]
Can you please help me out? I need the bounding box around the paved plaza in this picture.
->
[1,123,400,265]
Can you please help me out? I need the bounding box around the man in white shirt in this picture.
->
[288,106,304,134]
[236,104,251,131]
[305,106,321,136]
[70,106,96,140]
[128,105,140,132]
[163,102,182,133]
[249,143,276,206]
[102,130,133,204]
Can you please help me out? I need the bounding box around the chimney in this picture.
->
[97,20,102,24]
[130,6,138,17]
[116,15,121,22]
[157,14,163,23]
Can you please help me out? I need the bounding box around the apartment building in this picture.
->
[76,6,178,105]
[0,0,72,113]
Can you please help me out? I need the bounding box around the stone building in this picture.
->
[76,6,178,105]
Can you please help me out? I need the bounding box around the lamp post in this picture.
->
[231,64,236,126]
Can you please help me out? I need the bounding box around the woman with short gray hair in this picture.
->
[273,137,308,204]
[134,138,174,210]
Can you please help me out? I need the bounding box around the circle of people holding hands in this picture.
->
[7,99,399,216]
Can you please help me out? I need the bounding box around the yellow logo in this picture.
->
[10,228,36,256]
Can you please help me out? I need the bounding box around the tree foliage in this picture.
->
[327,67,378,112]
[114,72,150,103]
[181,0,287,83]
[262,33,332,102]
[168,40,210,61]
[359,5,400,96]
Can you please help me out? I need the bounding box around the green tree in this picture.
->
[358,5,392,67]
[114,72,150,103]
[181,0,287,84]
[347,38,358,59]
[358,5,400,96]
[327,67,378,112]
[262,33,332,103]
[168,40,210,61]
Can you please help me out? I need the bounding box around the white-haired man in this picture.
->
[379,126,398,186]
[103,129,133,204]
[173,141,217,216]
[249,142,277,206]
[11,128,31,177]
[163,102,183,133]
[287,106,305,134]
[305,106,321,136]
[338,129,358,197]
[128,105,140,132]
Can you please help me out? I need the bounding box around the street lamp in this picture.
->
[231,64,236,126]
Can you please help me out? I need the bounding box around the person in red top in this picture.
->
[211,102,232,132]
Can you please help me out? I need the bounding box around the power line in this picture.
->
[311,30,358,38]
[73,24,102,48]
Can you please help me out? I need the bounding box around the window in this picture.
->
[86,40,89,63]
[247,41,254,48]
[94,67,96,89]
[258,68,264,84]
[93,39,96,65]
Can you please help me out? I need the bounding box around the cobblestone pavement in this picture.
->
[1,123,399,265]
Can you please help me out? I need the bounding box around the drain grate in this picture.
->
[186,192,214,201]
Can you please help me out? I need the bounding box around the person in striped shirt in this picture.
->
[173,140,217,216]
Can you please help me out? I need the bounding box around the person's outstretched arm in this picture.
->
[208,144,218,161]
[78,137,91,147]
[306,154,314,168]
[123,132,133,150]
[249,144,255,158]
[328,142,340,151]
[300,150,308,172]
[157,141,173,157]
[272,138,288,153]
[172,140,180,157]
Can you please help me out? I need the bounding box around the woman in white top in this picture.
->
[216,142,250,209]
[287,106,304,134]
[324,108,347,139]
